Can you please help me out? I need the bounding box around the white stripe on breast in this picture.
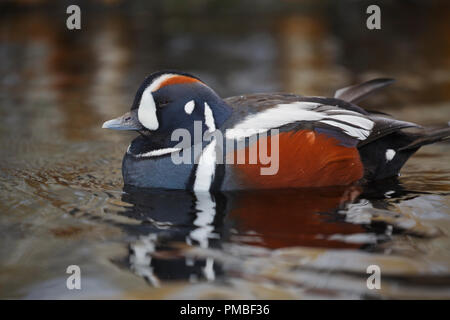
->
[193,139,217,191]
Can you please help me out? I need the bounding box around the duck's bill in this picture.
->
[102,111,144,131]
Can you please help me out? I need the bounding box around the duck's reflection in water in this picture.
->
[223,187,363,249]
[118,181,408,285]
[119,187,223,285]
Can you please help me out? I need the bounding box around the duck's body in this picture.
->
[103,71,450,191]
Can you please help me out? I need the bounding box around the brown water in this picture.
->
[0,2,449,299]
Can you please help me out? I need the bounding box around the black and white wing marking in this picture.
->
[224,101,375,142]
[224,94,421,149]
[358,115,421,147]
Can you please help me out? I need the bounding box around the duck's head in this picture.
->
[102,71,232,140]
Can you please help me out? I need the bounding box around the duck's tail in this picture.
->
[359,126,450,182]
[398,127,450,151]
[334,78,395,104]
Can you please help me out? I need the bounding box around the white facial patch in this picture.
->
[385,149,396,161]
[224,102,373,141]
[204,102,216,132]
[184,100,195,114]
[138,87,159,130]
[137,73,180,130]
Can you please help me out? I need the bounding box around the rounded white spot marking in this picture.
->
[385,149,396,161]
[184,100,195,114]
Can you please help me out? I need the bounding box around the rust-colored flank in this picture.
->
[231,130,364,188]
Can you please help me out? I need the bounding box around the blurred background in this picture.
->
[0,0,449,299]
[1,0,450,143]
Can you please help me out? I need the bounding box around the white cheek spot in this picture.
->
[204,102,216,132]
[184,100,195,114]
[385,149,396,161]
[138,88,159,130]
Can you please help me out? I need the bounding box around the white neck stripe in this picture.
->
[193,139,217,191]
[204,102,216,133]
[127,146,181,158]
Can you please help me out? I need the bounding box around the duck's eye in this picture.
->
[158,99,171,107]
[125,116,131,121]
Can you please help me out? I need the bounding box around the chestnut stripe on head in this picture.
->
[151,74,202,92]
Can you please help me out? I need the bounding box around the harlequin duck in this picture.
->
[102,70,450,191]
